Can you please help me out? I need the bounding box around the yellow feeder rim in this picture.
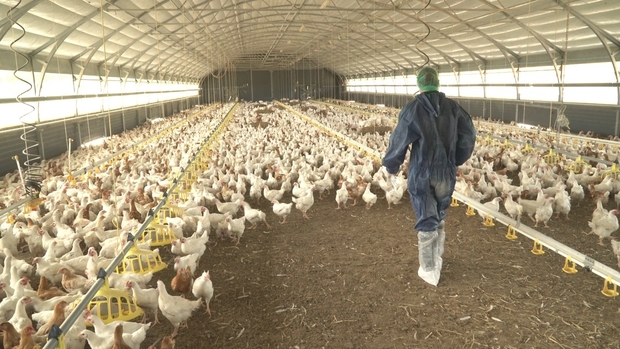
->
[115,245,167,275]
[71,278,143,324]
[139,223,175,247]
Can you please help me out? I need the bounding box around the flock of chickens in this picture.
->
[338,100,620,266]
[0,98,619,349]
[0,105,229,349]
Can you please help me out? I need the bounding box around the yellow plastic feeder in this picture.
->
[156,205,176,224]
[521,142,535,155]
[6,214,16,224]
[562,256,578,274]
[166,203,184,217]
[170,189,190,202]
[483,214,495,227]
[74,278,143,324]
[566,155,587,174]
[542,147,560,165]
[465,205,476,216]
[184,170,197,182]
[139,223,175,247]
[601,277,619,297]
[115,245,167,275]
[506,225,518,240]
[450,197,460,207]
[531,239,545,255]
[602,162,620,180]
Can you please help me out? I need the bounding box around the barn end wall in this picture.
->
[200,69,344,103]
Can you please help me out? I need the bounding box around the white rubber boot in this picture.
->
[417,230,440,286]
[437,220,446,254]
[436,220,445,271]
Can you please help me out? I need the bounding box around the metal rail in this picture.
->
[42,102,238,349]
[275,102,381,161]
[451,191,620,288]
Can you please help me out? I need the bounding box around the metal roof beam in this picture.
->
[0,0,45,42]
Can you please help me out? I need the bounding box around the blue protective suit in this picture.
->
[382,92,476,232]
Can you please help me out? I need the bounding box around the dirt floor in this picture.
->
[144,186,620,349]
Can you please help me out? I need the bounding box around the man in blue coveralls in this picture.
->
[382,67,476,286]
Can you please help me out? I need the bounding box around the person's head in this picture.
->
[416,66,439,92]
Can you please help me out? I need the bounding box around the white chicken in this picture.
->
[85,310,151,335]
[192,271,214,315]
[478,197,502,221]
[262,185,285,202]
[157,280,202,337]
[212,198,242,216]
[570,184,585,206]
[174,254,200,275]
[362,183,377,209]
[8,295,32,331]
[180,235,208,256]
[588,209,619,245]
[240,201,270,230]
[554,187,571,219]
[335,182,349,209]
[78,327,146,349]
[292,189,315,219]
[534,198,555,228]
[503,195,522,220]
[125,280,159,324]
[226,216,246,245]
[592,199,608,222]
[271,199,293,224]
[385,186,404,209]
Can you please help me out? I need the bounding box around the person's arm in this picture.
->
[382,106,417,174]
[454,106,476,166]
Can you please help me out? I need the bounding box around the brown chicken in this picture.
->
[160,336,176,349]
[171,267,192,298]
[0,322,20,349]
[346,176,366,206]
[219,182,235,202]
[136,188,152,206]
[37,276,67,300]
[129,199,143,222]
[82,203,93,220]
[15,325,36,349]
[35,300,68,336]
[111,324,132,349]
[58,267,90,293]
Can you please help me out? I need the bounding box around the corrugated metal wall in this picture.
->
[201,68,343,103]
[0,96,200,175]
[252,71,272,102]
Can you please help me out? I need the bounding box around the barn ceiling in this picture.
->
[0,0,618,82]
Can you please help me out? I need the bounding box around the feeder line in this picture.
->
[452,191,620,288]
[478,132,612,166]
[41,102,237,349]
[275,102,382,161]
[286,101,620,292]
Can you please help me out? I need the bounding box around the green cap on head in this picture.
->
[416,66,439,92]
